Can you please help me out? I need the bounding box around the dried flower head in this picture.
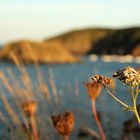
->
[91,75,112,86]
[113,66,140,86]
[84,82,101,100]
[51,111,75,136]
[22,101,37,117]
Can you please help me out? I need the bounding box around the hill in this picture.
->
[0,40,79,64]
[45,27,140,55]
[0,27,140,64]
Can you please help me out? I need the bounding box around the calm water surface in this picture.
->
[0,57,139,140]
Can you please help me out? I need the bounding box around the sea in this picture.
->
[0,56,140,140]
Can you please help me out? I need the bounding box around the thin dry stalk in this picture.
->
[25,45,52,100]
[48,69,58,105]
[27,49,52,101]
[80,127,101,139]
[29,115,40,140]
[48,68,57,95]
[0,71,28,112]
[19,69,33,101]
[57,89,63,107]
[0,71,14,96]
[24,43,38,64]
[22,101,40,140]
[6,68,26,101]
[0,110,7,123]
[7,68,20,90]
[9,52,21,67]
[36,69,51,100]
[1,95,20,125]
[1,52,43,139]
[75,79,79,97]
[10,53,33,98]
[2,69,30,130]
[49,79,57,98]
[0,110,10,127]
[0,109,13,133]
[9,54,33,101]
[19,70,33,102]
[64,135,69,140]
[39,83,51,100]
[91,100,106,140]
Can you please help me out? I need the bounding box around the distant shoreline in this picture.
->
[0,27,139,64]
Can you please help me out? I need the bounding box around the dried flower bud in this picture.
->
[113,66,140,86]
[22,101,37,117]
[91,75,112,85]
[51,111,75,136]
[84,82,101,100]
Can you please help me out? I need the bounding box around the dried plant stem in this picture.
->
[133,86,140,124]
[91,100,106,140]
[105,85,140,124]
[1,95,20,125]
[27,133,33,140]
[133,101,140,124]
[104,86,129,108]
[63,135,69,140]
[29,115,40,140]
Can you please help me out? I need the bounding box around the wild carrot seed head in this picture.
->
[113,66,140,86]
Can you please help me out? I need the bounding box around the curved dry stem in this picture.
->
[103,86,129,108]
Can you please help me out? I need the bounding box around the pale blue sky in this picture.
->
[0,0,140,44]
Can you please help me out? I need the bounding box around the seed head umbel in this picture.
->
[91,75,112,86]
[22,101,37,117]
[51,111,75,136]
[84,82,101,100]
[112,66,140,86]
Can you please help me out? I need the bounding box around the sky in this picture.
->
[0,0,140,44]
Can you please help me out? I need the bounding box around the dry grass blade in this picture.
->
[49,79,57,97]
[1,95,20,125]
[22,101,40,140]
[6,68,24,101]
[39,83,51,100]
[35,68,51,101]
[0,110,8,124]
[7,53,34,101]
[9,52,21,66]
[0,71,14,96]
[75,79,79,97]
[48,68,58,98]
[80,127,101,139]
[6,68,32,103]
[10,52,33,94]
